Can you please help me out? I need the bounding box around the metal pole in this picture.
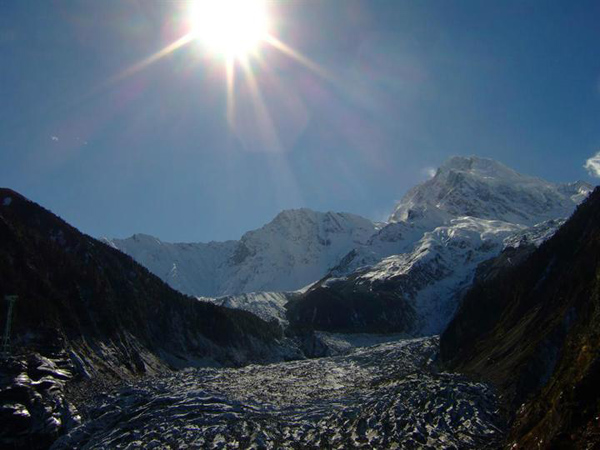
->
[2,295,18,356]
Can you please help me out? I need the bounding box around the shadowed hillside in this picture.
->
[0,188,290,449]
[441,187,600,449]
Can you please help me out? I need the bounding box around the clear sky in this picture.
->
[1,1,599,242]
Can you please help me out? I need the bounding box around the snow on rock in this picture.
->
[389,156,591,226]
[2,196,12,206]
[105,210,377,297]
[332,158,590,279]
[51,337,506,450]
[200,291,295,326]
[345,217,524,335]
[101,234,237,297]
[220,209,377,295]
[0,353,81,448]
[308,157,592,336]
[502,218,566,249]
[106,156,591,336]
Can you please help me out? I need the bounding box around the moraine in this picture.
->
[53,337,504,449]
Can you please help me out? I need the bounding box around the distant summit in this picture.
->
[389,156,592,225]
[105,209,376,297]
[106,156,592,335]
[287,156,592,335]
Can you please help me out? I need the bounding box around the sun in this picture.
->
[189,0,270,60]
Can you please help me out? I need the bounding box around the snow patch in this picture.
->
[107,210,376,297]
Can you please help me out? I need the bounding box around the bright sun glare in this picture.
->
[189,0,270,60]
[111,0,325,139]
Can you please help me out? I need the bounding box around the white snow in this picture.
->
[105,156,591,336]
[318,156,591,336]
[105,210,376,297]
[199,291,293,326]
[389,156,591,226]
[3,197,12,206]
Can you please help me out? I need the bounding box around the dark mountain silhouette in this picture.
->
[441,187,600,449]
[0,188,287,449]
[286,272,417,334]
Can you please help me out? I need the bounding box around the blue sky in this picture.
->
[1,0,599,242]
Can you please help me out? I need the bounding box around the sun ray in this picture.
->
[109,33,194,85]
[225,57,236,126]
[240,58,282,151]
[264,34,333,81]
[89,1,333,153]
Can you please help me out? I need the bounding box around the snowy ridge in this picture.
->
[219,209,377,295]
[105,209,376,297]
[302,157,592,335]
[199,292,295,326]
[107,156,591,336]
[390,156,590,226]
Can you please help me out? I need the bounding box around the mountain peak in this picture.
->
[131,233,162,243]
[438,156,521,179]
[270,207,319,224]
[390,156,591,226]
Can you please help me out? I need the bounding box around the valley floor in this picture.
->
[52,337,505,449]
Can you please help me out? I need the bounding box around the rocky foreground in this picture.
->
[52,337,504,449]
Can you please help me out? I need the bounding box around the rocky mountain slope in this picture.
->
[106,209,377,297]
[52,337,505,450]
[0,158,595,449]
[0,188,296,449]
[440,187,600,449]
[389,156,589,226]
[288,157,591,335]
[202,291,297,327]
[107,157,591,337]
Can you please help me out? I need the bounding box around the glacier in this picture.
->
[51,337,505,450]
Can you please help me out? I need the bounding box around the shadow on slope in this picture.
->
[0,188,287,449]
[441,187,600,449]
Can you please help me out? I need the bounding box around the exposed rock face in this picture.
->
[0,353,80,450]
[440,187,600,449]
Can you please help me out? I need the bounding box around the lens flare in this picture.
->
[189,0,269,60]
[106,1,330,156]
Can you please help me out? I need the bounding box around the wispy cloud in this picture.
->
[51,136,59,142]
[421,166,437,179]
[584,151,600,177]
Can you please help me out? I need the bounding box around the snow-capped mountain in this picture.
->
[105,209,377,297]
[107,156,591,335]
[390,156,589,225]
[331,156,592,276]
[288,157,592,335]
[104,234,238,297]
[199,291,296,326]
